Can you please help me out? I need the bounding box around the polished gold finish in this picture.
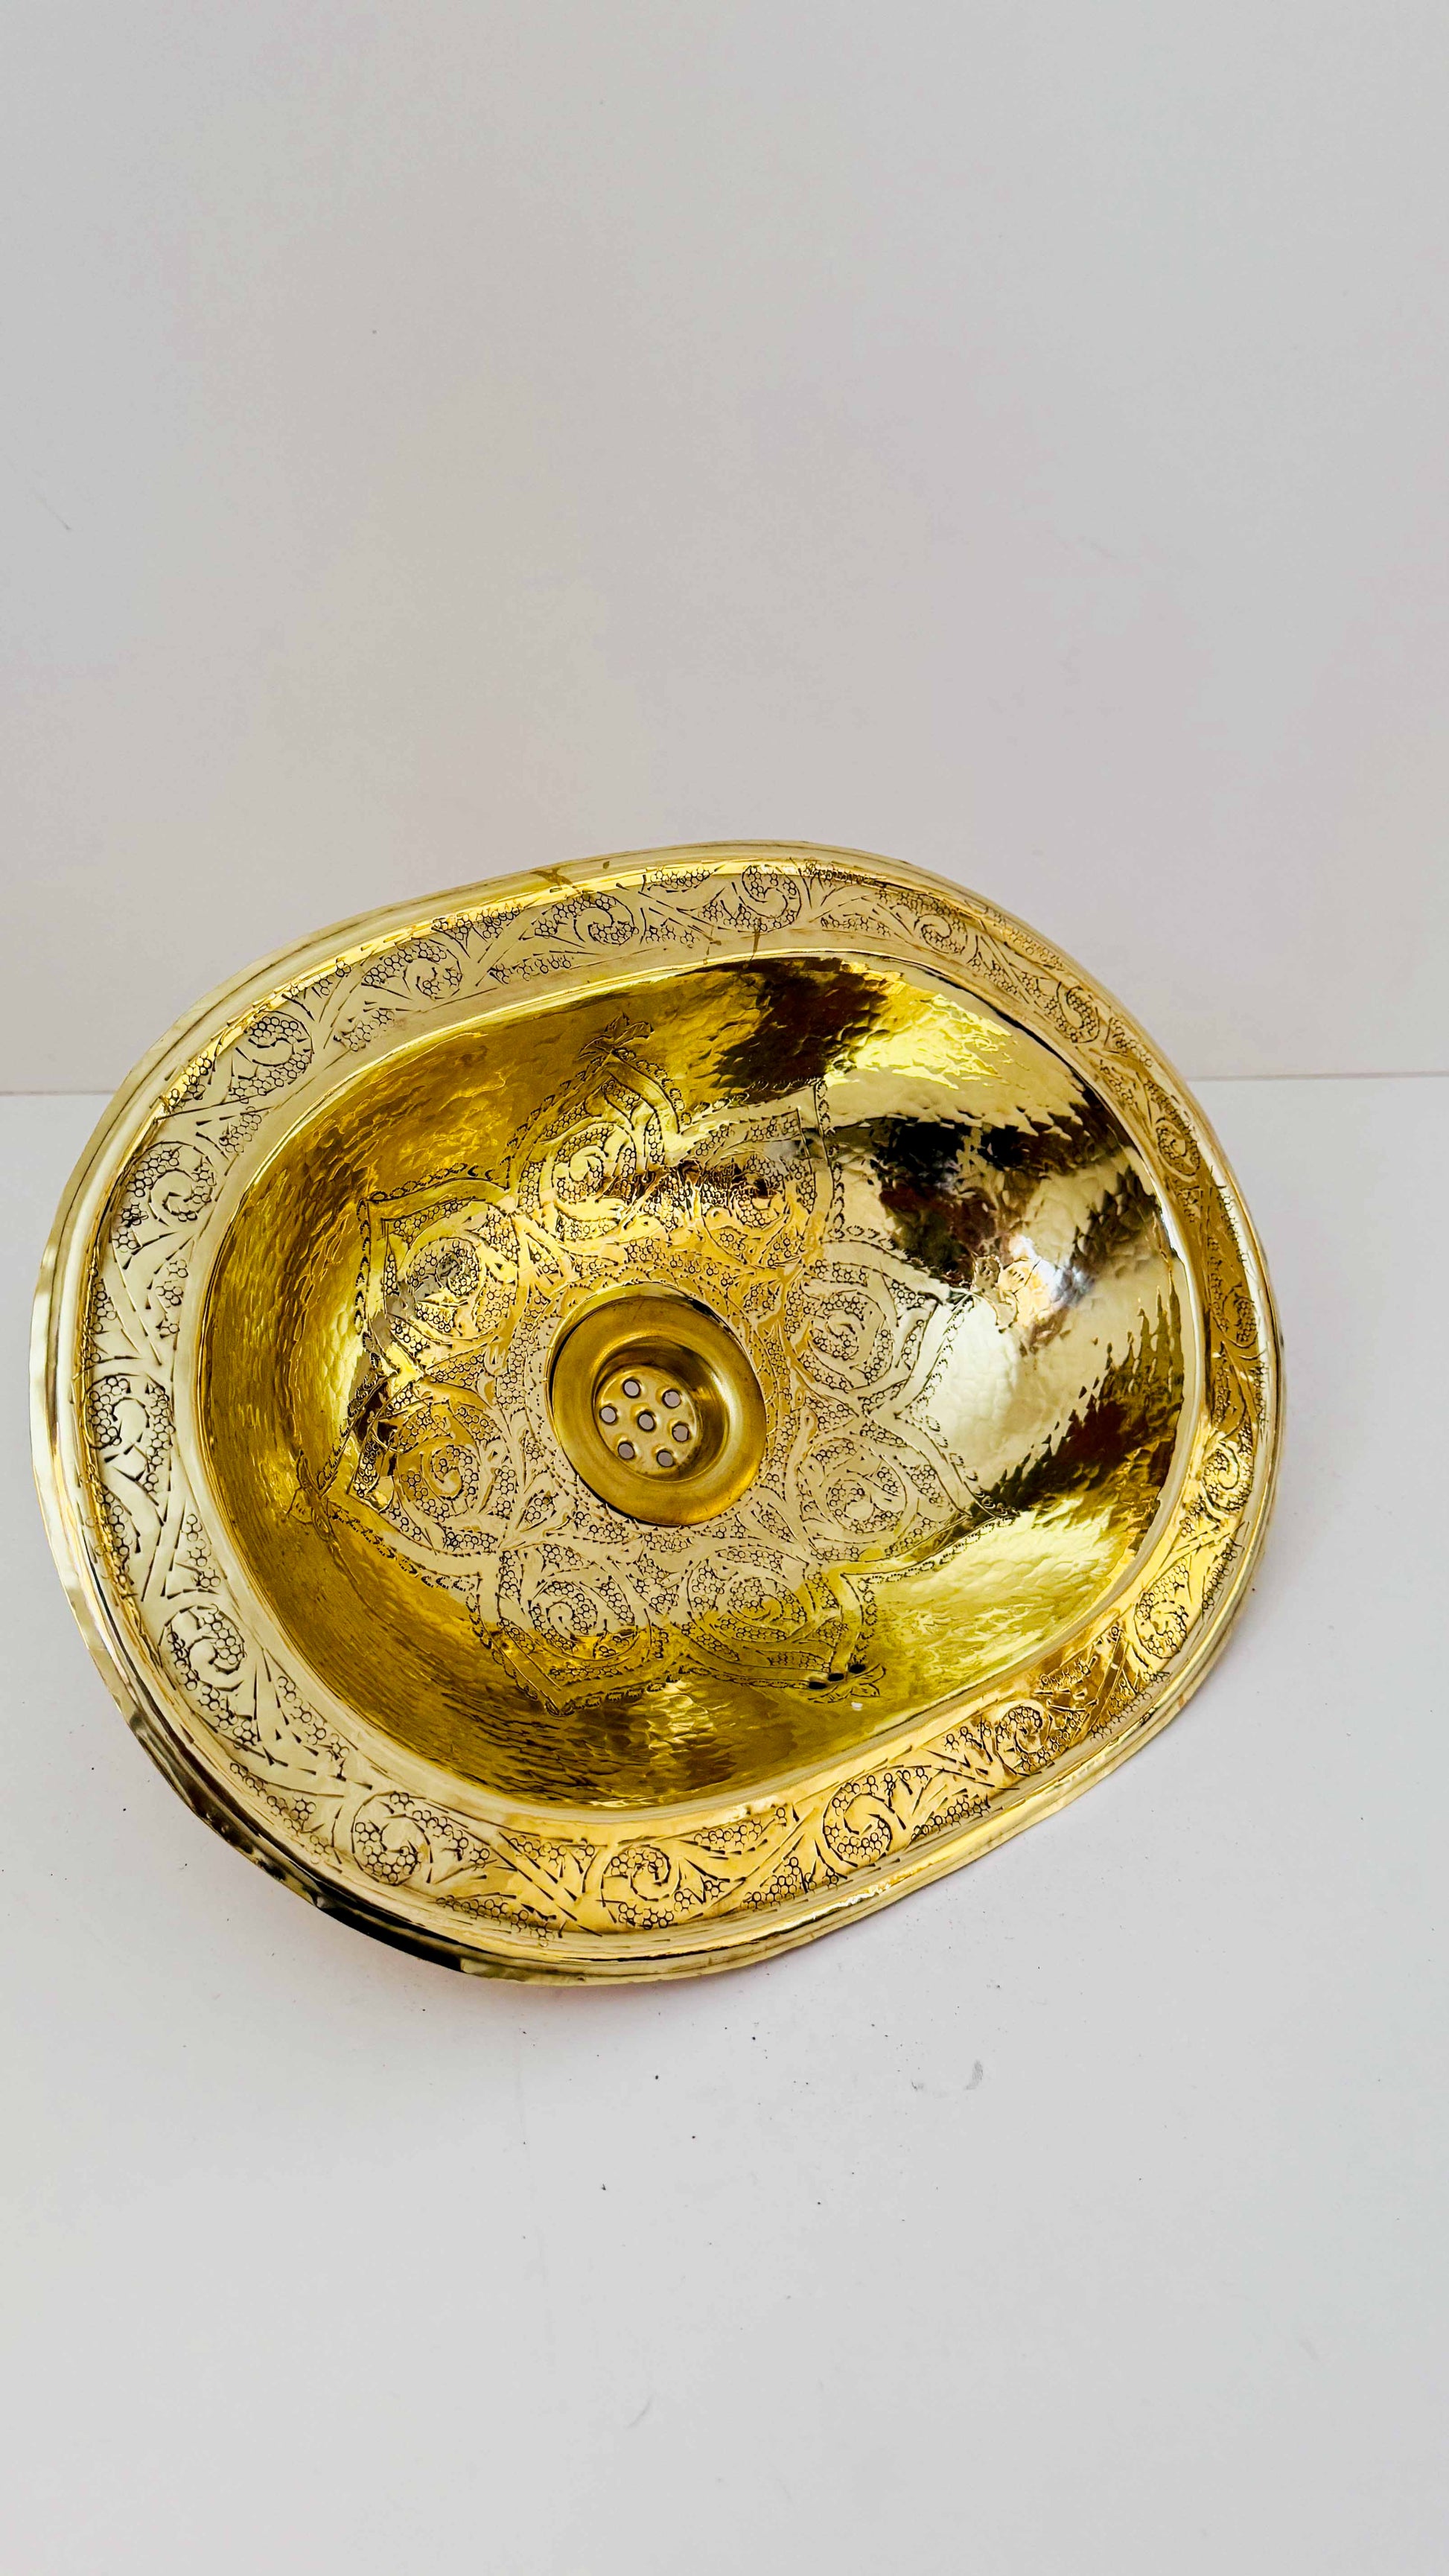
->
[548,1288,766,1525]
[31,845,1281,1980]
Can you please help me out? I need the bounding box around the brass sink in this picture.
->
[34,846,1281,1978]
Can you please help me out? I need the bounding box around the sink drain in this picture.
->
[549,1287,766,1525]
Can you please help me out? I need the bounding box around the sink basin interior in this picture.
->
[197,954,1191,1810]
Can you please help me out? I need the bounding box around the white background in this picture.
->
[7,1082,1448,2572]
[4,7,1448,2570]
[2,0,1448,1085]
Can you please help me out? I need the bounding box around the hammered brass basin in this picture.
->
[34,847,1280,1977]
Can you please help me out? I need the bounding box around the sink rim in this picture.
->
[33,844,1282,1981]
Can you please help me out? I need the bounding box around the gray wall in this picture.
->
[5,1,1448,1087]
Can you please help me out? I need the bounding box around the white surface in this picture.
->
[4,1078,1446,2573]
[4,4,1449,1089]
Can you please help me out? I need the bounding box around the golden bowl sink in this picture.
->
[34,846,1281,1979]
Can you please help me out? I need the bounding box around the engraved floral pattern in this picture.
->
[63,852,1276,1971]
[326,1027,978,1707]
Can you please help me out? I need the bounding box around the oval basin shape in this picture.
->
[34,847,1281,1979]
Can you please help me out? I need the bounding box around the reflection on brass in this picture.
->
[32,846,1281,1980]
[548,1288,767,1525]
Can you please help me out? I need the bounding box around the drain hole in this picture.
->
[549,1292,766,1523]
